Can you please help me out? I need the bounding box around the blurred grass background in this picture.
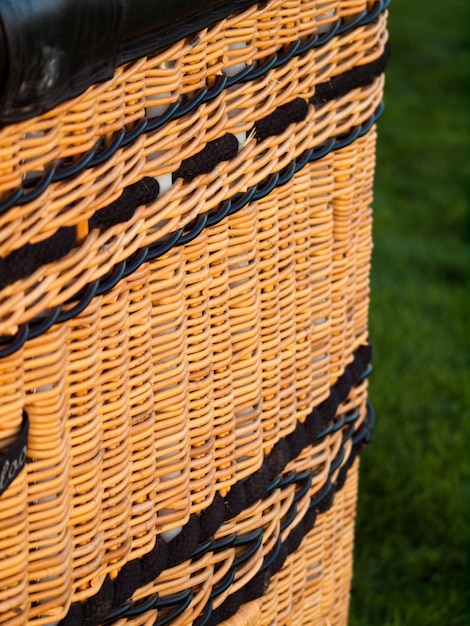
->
[349,0,469,624]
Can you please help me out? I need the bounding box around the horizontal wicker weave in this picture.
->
[0,0,389,624]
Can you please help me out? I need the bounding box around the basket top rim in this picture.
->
[0,0,258,126]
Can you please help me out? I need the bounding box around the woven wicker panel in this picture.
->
[221,462,359,626]
[0,0,388,334]
[77,453,359,626]
[108,461,361,626]
[0,0,388,623]
[89,385,368,626]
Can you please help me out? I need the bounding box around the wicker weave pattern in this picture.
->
[0,128,375,622]
[0,1,388,623]
[75,460,359,626]
[0,7,387,336]
[83,385,368,625]
[221,462,359,626]
[103,460,361,626]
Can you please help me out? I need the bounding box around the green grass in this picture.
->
[348,0,470,624]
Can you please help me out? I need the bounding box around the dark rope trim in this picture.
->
[0,0,390,217]
[173,134,240,182]
[312,40,391,106]
[0,103,384,359]
[254,98,310,142]
[60,343,373,625]
[89,178,161,232]
[0,178,160,292]
[0,227,76,291]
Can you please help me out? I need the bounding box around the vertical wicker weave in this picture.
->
[0,0,389,624]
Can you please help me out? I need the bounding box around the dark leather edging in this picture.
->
[0,102,384,360]
[0,0,390,126]
[59,344,373,625]
[0,410,28,496]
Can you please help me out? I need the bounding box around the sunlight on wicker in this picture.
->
[0,0,388,623]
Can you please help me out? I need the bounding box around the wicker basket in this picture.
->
[0,0,389,623]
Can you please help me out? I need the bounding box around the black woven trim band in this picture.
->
[0,102,383,359]
[311,39,390,106]
[0,47,390,284]
[0,1,389,216]
[59,342,373,625]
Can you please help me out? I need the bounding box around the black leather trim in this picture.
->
[0,0,260,125]
[0,410,29,496]
[0,0,124,122]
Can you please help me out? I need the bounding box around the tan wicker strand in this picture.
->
[220,601,263,626]
[206,219,236,494]
[65,297,108,598]
[148,248,192,539]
